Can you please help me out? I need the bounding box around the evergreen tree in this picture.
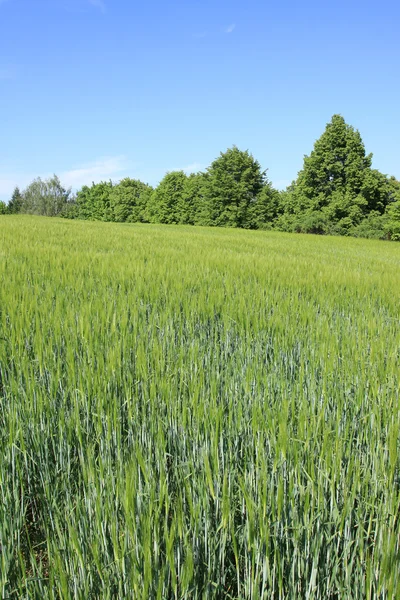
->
[8,186,23,214]
[0,201,7,215]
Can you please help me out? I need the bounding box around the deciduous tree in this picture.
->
[22,176,71,216]
[109,178,153,223]
[202,146,267,228]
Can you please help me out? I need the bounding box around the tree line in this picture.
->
[2,115,400,240]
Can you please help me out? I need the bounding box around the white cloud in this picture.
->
[61,156,127,188]
[0,156,129,199]
[225,24,236,33]
[89,0,106,13]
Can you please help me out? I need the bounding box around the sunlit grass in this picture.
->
[1,215,399,598]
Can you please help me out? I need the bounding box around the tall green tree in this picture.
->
[295,115,371,204]
[284,115,396,232]
[147,171,190,224]
[8,186,23,214]
[0,201,7,214]
[109,178,153,223]
[202,146,267,228]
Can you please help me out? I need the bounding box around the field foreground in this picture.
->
[1,216,400,599]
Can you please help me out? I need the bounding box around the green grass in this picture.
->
[1,215,399,599]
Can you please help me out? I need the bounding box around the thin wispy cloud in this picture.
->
[0,156,129,199]
[61,156,127,188]
[89,0,106,13]
[225,24,236,34]
[193,31,208,39]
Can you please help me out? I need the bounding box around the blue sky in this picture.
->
[0,0,399,199]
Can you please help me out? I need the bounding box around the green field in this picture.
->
[1,215,400,599]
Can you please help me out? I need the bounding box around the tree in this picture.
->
[109,178,153,223]
[383,178,400,240]
[187,172,208,225]
[284,115,396,232]
[21,175,71,216]
[384,201,400,240]
[8,187,23,214]
[246,183,281,229]
[75,181,113,221]
[0,201,7,215]
[147,171,189,224]
[202,146,267,228]
[60,193,79,219]
[295,115,371,205]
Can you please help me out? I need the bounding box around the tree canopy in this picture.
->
[147,171,190,225]
[75,181,114,221]
[109,178,153,223]
[279,115,398,235]
[202,146,267,228]
[4,115,400,241]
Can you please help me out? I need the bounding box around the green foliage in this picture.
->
[284,115,396,234]
[21,175,71,216]
[7,116,400,242]
[360,169,392,213]
[384,200,400,240]
[1,216,400,598]
[0,200,8,214]
[59,195,79,219]
[295,114,371,204]
[246,183,282,229]
[75,181,114,221]
[351,211,387,240]
[8,186,23,214]
[383,179,400,240]
[147,171,190,224]
[109,178,153,223]
[202,146,267,227]
[186,172,208,225]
